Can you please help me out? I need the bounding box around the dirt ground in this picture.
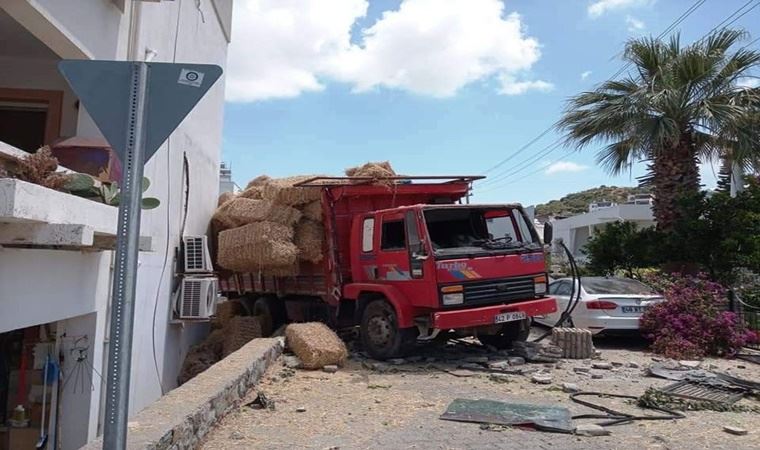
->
[202,331,760,450]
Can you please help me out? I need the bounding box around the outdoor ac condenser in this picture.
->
[182,235,213,273]
[178,276,218,320]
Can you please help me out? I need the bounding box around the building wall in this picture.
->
[0,0,230,447]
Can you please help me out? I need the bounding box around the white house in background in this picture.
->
[552,201,655,262]
[219,161,237,194]
[0,1,231,449]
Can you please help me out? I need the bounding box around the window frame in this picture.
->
[361,217,375,252]
[380,219,407,251]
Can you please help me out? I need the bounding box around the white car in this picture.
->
[533,277,664,335]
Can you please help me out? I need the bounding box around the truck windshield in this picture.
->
[423,207,541,258]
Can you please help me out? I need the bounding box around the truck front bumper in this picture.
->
[431,297,557,330]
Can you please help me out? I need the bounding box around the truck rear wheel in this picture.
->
[478,319,530,349]
[360,299,415,360]
[253,296,286,337]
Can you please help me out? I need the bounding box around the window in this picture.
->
[361,218,375,252]
[486,215,518,242]
[381,220,406,250]
[548,281,561,295]
[554,281,572,296]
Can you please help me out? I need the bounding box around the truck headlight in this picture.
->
[534,275,547,295]
[441,285,464,305]
[442,293,464,305]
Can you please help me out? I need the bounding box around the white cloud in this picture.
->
[544,161,589,175]
[588,0,650,18]
[226,0,551,101]
[625,15,645,32]
[580,70,592,80]
[737,77,760,88]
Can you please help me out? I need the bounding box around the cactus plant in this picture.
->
[66,173,160,210]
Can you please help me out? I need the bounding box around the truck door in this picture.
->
[375,210,436,308]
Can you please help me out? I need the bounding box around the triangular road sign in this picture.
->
[58,60,222,163]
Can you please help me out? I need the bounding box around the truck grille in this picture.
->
[461,276,536,306]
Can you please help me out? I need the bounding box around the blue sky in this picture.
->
[222,0,759,206]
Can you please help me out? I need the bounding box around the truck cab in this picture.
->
[348,203,557,358]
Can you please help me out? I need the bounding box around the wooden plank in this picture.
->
[0,223,93,246]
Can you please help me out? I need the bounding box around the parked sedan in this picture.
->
[533,277,664,334]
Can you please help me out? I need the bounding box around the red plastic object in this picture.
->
[585,300,619,310]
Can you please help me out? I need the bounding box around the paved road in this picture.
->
[202,336,760,450]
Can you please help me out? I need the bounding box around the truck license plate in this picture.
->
[621,306,647,313]
[494,311,527,324]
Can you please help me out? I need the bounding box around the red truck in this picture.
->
[218,176,557,359]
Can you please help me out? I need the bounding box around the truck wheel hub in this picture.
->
[367,315,392,346]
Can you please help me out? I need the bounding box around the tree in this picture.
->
[558,29,760,230]
[582,221,661,277]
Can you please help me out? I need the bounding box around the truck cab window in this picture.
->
[381,220,406,250]
[362,218,375,252]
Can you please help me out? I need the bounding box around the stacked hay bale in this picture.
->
[214,163,396,277]
[214,175,325,277]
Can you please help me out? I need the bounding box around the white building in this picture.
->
[0,1,232,448]
[552,203,655,262]
[219,161,237,194]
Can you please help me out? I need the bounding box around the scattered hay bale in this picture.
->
[217,222,297,272]
[285,322,348,369]
[345,161,396,181]
[218,191,235,206]
[295,220,324,263]
[238,185,264,199]
[261,175,323,206]
[223,316,263,356]
[245,175,271,189]
[212,299,246,329]
[302,200,323,222]
[178,342,217,385]
[213,198,302,229]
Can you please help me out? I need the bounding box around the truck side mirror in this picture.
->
[543,222,553,244]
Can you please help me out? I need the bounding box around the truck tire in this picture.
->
[253,296,286,337]
[478,319,530,350]
[360,299,416,360]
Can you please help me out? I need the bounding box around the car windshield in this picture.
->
[582,277,657,295]
[424,207,540,258]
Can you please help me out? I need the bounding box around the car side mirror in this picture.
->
[543,222,553,244]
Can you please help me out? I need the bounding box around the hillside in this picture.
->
[535,185,650,219]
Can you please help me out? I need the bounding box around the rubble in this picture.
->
[323,365,339,373]
[551,328,595,359]
[592,362,613,370]
[562,382,580,393]
[512,341,563,363]
[723,426,748,436]
[283,355,302,369]
[575,424,611,436]
[531,372,553,385]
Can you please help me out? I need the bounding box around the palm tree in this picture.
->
[558,29,760,230]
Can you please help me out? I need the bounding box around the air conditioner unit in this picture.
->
[178,276,218,320]
[183,236,213,273]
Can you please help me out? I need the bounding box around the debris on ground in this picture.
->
[531,372,553,385]
[638,387,760,413]
[562,382,580,393]
[323,364,339,373]
[512,341,563,363]
[440,398,574,433]
[283,355,302,369]
[246,392,275,411]
[551,328,595,359]
[285,322,348,369]
[574,423,611,437]
[591,361,613,370]
[723,425,749,436]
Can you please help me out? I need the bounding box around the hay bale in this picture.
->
[178,342,217,385]
[218,191,235,206]
[223,316,263,356]
[285,322,348,369]
[295,220,324,263]
[345,161,396,179]
[261,176,323,206]
[213,198,301,229]
[212,299,246,329]
[217,222,297,272]
[238,185,264,199]
[206,329,226,358]
[302,200,323,222]
[245,175,271,189]
[261,264,300,277]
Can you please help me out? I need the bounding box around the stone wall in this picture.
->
[81,337,284,450]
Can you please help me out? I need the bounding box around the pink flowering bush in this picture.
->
[640,273,759,359]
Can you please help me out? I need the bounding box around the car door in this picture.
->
[548,280,573,324]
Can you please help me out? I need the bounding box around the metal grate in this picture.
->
[460,276,535,306]
[658,380,745,405]
[183,236,209,272]
[182,279,202,317]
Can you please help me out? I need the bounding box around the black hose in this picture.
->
[533,241,583,342]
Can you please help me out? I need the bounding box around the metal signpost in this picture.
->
[59,60,222,449]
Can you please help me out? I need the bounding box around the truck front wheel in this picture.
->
[360,299,415,360]
[478,318,531,349]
